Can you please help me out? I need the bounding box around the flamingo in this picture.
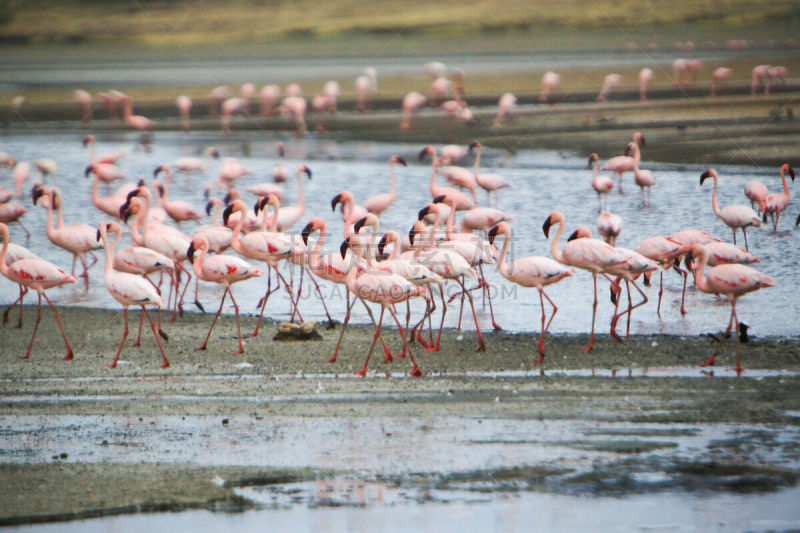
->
[626,142,656,206]
[1,235,39,328]
[492,93,517,129]
[191,198,233,253]
[85,161,126,184]
[260,84,281,116]
[82,134,126,165]
[331,190,368,229]
[89,172,126,218]
[760,163,794,231]
[488,222,572,363]
[176,95,192,131]
[419,145,475,210]
[33,186,100,288]
[271,164,311,231]
[668,229,724,314]
[596,211,622,245]
[170,147,219,175]
[689,243,775,373]
[744,179,768,214]
[339,237,425,377]
[635,236,691,316]
[281,95,307,135]
[711,67,732,97]
[97,221,170,368]
[74,89,92,124]
[272,141,288,183]
[153,165,204,225]
[363,155,406,216]
[469,141,511,203]
[429,75,453,105]
[188,234,263,354]
[638,68,653,101]
[12,162,30,196]
[751,64,771,95]
[700,169,761,251]
[543,210,626,351]
[220,94,250,133]
[355,67,378,112]
[597,73,622,102]
[540,71,561,103]
[122,96,156,131]
[673,59,702,87]
[400,91,426,131]
[0,222,76,360]
[588,153,613,211]
[602,131,645,192]
[0,202,29,241]
[218,157,252,190]
[209,86,229,116]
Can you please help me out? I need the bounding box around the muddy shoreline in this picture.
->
[1,307,800,525]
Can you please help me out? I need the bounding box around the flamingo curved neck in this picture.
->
[472,145,481,178]
[0,224,10,276]
[389,161,397,201]
[780,167,790,197]
[708,174,722,217]
[427,209,442,249]
[549,218,566,264]
[496,230,511,279]
[691,247,711,293]
[428,150,440,195]
[100,229,115,278]
[191,243,207,279]
[386,232,400,261]
[310,226,326,265]
[295,169,305,211]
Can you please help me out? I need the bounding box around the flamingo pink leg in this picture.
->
[458,278,486,351]
[142,307,170,368]
[535,288,559,365]
[3,285,27,328]
[330,289,356,363]
[196,287,229,352]
[107,307,130,369]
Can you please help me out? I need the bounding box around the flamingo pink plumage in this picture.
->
[588,153,613,211]
[153,165,204,225]
[602,131,645,192]
[419,145,475,210]
[596,211,622,245]
[400,91,427,131]
[363,155,406,215]
[492,93,517,129]
[638,68,653,101]
[700,168,762,251]
[0,222,76,360]
[744,179,768,213]
[0,202,29,241]
[760,163,794,231]
[469,141,511,203]
[626,142,656,206]
[122,96,156,131]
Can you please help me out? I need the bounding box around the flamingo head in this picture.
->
[634,131,646,147]
[377,233,390,256]
[418,145,434,161]
[331,191,352,212]
[542,211,563,238]
[391,155,407,166]
[84,165,93,178]
[354,216,368,234]
[186,241,196,263]
[468,141,481,154]
[31,183,46,205]
[624,143,634,157]
[154,182,165,197]
[487,222,509,245]
[153,164,168,177]
[222,203,235,226]
[699,169,715,185]
[300,165,312,179]
[783,164,795,181]
[417,204,436,221]
[81,134,95,147]
[205,199,218,216]
[588,153,599,167]
[340,237,350,259]
[568,227,592,242]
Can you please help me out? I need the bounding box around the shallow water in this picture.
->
[1,130,798,339]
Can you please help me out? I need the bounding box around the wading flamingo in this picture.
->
[488,222,572,363]
[492,93,517,129]
[188,234,263,354]
[626,142,656,206]
[543,210,626,351]
[1,235,39,328]
[363,155,406,216]
[689,243,775,373]
[638,68,653,101]
[176,95,192,131]
[744,179,768,214]
[596,211,622,245]
[122,96,156,131]
[97,222,169,368]
[0,202,29,241]
[700,168,761,251]
[635,236,691,316]
[0,222,76,360]
[589,153,613,211]
[469,141,511,203]
[400,91,427,131]
[272,165,311,231]
[711,67,732,97]
[540,71,561,103]
[153,165,204,225]
[602,131,645,192]
[419,145,475,210]
[760,163,794,231]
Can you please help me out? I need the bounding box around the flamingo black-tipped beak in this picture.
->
[542,217,552,238]
[418,205,431,220]
[624,144,632,157]
[205,200,214,216]
[488,225,499,245]
[278,145,285,158]
[253,197,265,215]
[222,204,234,226]
[301,222,314,245]
[699,170,711,184]
[223,191,233,205]
[639,135,646,147]
[789,166,796,181]
[155,183,165,196]
[186,242,196,263]
[137,178,146,187]
[153,166,163,177]
[120,203,132,223]
[302,166,312,179]
[418,147,430,161]
[96,229,101,242]
[587,156,594,168]
[796,213,800,226]
[433,194,446,203]
[408,226,416,245]
[468,141,478,154]
[84,165,92,177]
[396,156,407,167]
[354,216,368,233]
[377,234,388,256]
[339,238,350,259]
[331,193,342,212]
[31,184,44,205]
[567,229,580,242]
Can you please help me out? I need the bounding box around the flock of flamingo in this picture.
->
[1,122,793,377]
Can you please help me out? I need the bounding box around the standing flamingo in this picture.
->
[597,73,622,102]
[469,141,511,204]
[1,236,39,328]
[82,134,126,165]
[602,131,645,192]
[280,95,307,135]
[271,164,311,231]
[634,236,691,316]
[488,222,572,363]
[400,91,426,131]
[700,169,761,251]
[0,202,29,241]
[153,165,205,225]
[543,210,626,351]
[760,163,794,231]
[588,153,613,211]
[419,145,475,210]
[260,84,281,116]
[363,155,406,215]
[711,67,732,97]
[626,142,656,206]
[188,235,263,354]
[689,243,775,373]
[271,141,288,183]
[492,93,517,129]
[355,67,378,112]
[540,71,561,103]
[744,179,768,214]
[74,89,92,124]
[97,222,170,368]
[596,211,622,245]
[122,96,156,131]
[638,68,653,101]
[0,222,76,360]
[176,95,192,131]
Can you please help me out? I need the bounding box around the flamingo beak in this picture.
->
[468,141,478,154]
[587,156,594,168]
[699,170,711,184]
[84,165,92,177]
[31,185,44,205]
[96,229,101,242]
[396,156,407,167]
[624,144,632,157]
[186,242,196,263]
[120,203,132,223]
[567,229,580,242]
[153,166,163,177]
[433,194,446,203]
[339,238,350,259]
[408,227,416,245]
[789,166,796,181]
[418,205,431,220]
[331,193,342,212]
[301,222,314,245]
[542,217,552,238]
[205,200,214,216]
[354,216,368,233]
[488,225,499,245]
[222,204,234,226]
[377,234,388,256]
[639,135,646,147]
[418,147,430,161]
[302,166,312,179]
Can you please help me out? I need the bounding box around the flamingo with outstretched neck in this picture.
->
[760,163,794,231]
[363,156,406,215]
[700,169,761,251]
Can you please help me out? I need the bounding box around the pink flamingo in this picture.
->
[33,186,99,288]
[170,147,219,175]
[85,161,126,185]
[437,160,476,201]
[540,71,561,103]
[355,68,378,112]
[760,163,794,231]
[363,155,406,216]
[492,93,517,129]
[700,168,762,251]
[419,145,475,210]
[208,86,229,116]
[217,157,252,190]
[711,67,732,97]
[751,65,772,95]
[220,93,251,133]
[188,234,263,354]
[744,179,768,214]
[588,153,613,211]
[488,222,572,363]
[596,211,622,245]
[597,73,622,102]
[429,75,453,105]
[469,141,511,204]
[97,221,169,368]
[122,96,156,131]
[176,95,192,131]
[626,142,656,206]
[400,91,426,131]
[1,236,39,328]
[339,237,425,377]
[153,165,204,225]
[0,222,76,360]
[272,141,288,183]
[668,228,723,314]
[602,131,645,192]
[74,89,92,124]
[89,172,126,218]
[260,84,281,116]
[0,202,29,241]
[638,68,653,101]
[635,236,691,316]
[191,198,233,253]
[689,243,775,373]
[12,162,30,197]
[543,210,626,352]
[272,165,311,231]
[82,134,126,165]
[280,95,307,135]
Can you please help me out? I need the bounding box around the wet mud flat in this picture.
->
[1,307,800,526]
